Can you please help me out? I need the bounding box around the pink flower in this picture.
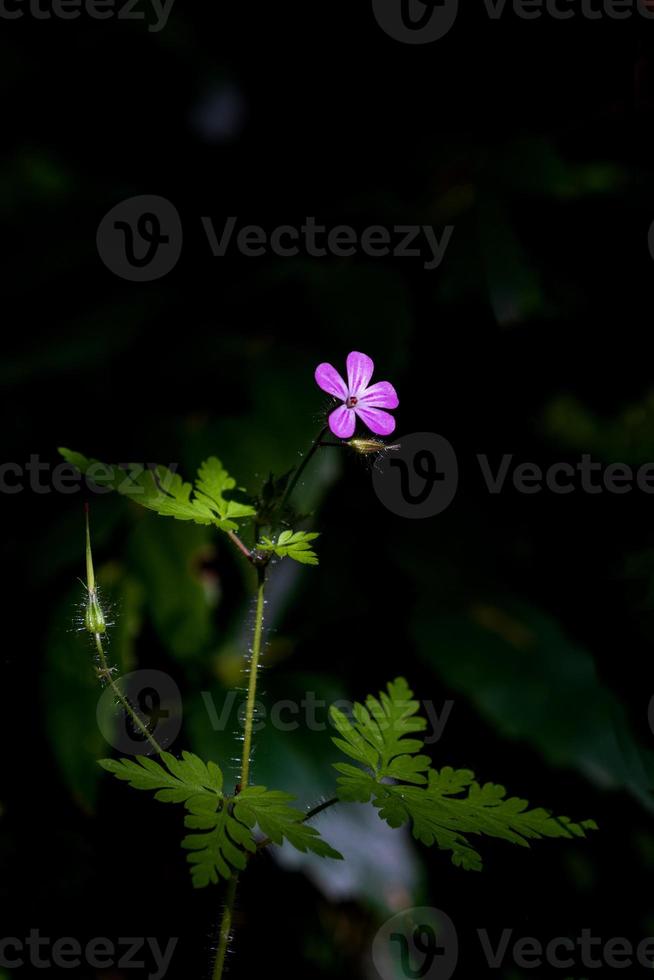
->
[314,351,399,439]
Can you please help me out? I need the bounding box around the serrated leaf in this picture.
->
[330,677,429,785]
[384,754,433,784]
[98,752,223,807]
[99,753,341,887]
[257,530,320,565]
[331,764,378,803]
[98,752,257,884]
[58,449,255,532]
[233,786,343,860]
[371,767,597,872]
[194,456,256,523]
[331,679,597,873]
[182,806,257,886]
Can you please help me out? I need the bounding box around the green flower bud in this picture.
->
[346,438,401,456]
[85,590,106,634]
[85,502,95,594]
[84,504,106,635]
[347,438,388,454]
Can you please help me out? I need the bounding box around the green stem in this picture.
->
[212,566,266,980]
[277,425,328,522]
[303,795,339,822]
[227,529,256,564]
[94,632,163,755]
[213,874,238,980]
[240,567,266,790]
[213,429,329,980]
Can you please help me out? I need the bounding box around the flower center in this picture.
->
[346,396,358,408]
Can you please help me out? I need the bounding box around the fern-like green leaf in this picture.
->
[99,752,341,887]
[331,763,379,803]
[329,677,430,784]
[98,751,223,807]
[99,752,252,886]
[257,530,319,565]
[194,456,257,523]
[182,804,257,887]
[330,678,597,871]
[58,449,255,531]
[374,768,598,871]
[234,786,343,858]
[181,786,342,887]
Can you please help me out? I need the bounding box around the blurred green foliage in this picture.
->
[414,600,654,807]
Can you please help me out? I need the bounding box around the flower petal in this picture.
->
[315,362,348,400]
[358,380,399,410]
[328,405,357,439]
[346,351,374,397]
[354,406,396,436]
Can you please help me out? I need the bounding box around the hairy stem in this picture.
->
[94,632,164,755]
[213,427,329,980]
[213,566,266,980]
[240,567,266,789]
[304,795,339,822]
[213,874,238,980]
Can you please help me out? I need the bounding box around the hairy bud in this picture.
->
[84,504,107,635]
[346,438,400,455]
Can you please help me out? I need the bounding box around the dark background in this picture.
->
[4,3,654,978]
